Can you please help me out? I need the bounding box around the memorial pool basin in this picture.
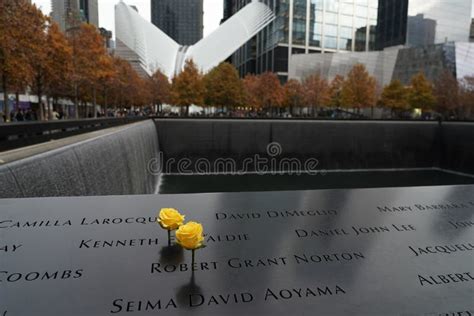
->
[1,119,473,198]
[159,169,474,194]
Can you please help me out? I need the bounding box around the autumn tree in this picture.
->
[242,74,259,110]
[148,69,171,113]
[329,75,345,108]
[43,23,73,118]
[283,79,304,115]
[379,80,408,115]
[0,0,46,120]
[136,76,152,109]
[31,19,74,120]
[255,72,284,115]
[434,70,459,118]
[96,62,118,116]
[28,13,52,120]
[107,57,148,111]
[171,59,204,115]
[302,74,330,116]
[459,76,474,119]
[341,64,377,111]
[121,61,145,108]
[407,72,436,110]
[204,62,244,112]
[108,57,130,110]
[70,24,114,117]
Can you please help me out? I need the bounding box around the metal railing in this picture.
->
[0,117,147,152]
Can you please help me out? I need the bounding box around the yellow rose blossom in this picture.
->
[176,222,205,250]
[158,208,185,230]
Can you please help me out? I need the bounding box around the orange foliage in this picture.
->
[341,64,377,108]
[303,74,330,115]
[171,59,204,115]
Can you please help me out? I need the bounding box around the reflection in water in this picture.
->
[430,188,474,240]
[159,244,184,265]
[176,271,203,309]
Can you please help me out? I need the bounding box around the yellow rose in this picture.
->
[176,222,205,250]
[158,208,185,230]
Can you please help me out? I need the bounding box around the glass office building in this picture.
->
[227,0,379,81]
[151,0,204,46]
[375,0,408,50]
[303,0,379,52]
[471,19,474,42]
[407,0,471,46]
[51,0,99,32]
[289,41,474,87]
[377,0,472,49]
[227,0,472,82]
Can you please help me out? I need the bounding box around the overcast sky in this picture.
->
[32,0,224,37]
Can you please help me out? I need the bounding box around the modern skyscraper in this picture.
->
[289,42,474,86]
[377,0,472,49]
[227,0,472,82]
[151,0,204,46]
[51,0,99,32]
[470,19,474,43]
[116,1,273,78]
[227,0,379,82]
[375,0,408,50]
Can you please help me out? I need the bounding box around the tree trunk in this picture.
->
[103,89,108,117]
[47,96,52,120]
[83,101,88,118]
[74,83,79,119]
[15,91,19,119]
[186,105,189,116]
[93,86,97,118]
[2,74,9,122]
[36,77,44,121]
[15,92,20,115]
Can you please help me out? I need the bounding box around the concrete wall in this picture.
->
[440,122,474,174]
[289,42,474,86]
[1,119,472,199]
[0,120,159,199]
[155,119,442,172]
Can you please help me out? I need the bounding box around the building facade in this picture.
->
[470,19,474,42]
[51,0,99,32]
[375,0,408,50]
[151,0,204,46]
[289,42,474,86]
[376,0,472,49]
[116,1,274,78]
[227,0,472,82]
[227,0,379,82]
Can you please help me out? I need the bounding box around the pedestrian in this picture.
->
[25,110,32,121]
[16,110,24,122]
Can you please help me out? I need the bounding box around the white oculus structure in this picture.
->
[115,1,275,78]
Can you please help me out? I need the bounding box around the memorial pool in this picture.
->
[159,169,474,194]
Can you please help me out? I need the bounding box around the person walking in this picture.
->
[15,110,24,122]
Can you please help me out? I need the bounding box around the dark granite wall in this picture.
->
[0,120,160,199]
[155,119,442,172]
[440,122,474,174]
[0,119,472,199]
